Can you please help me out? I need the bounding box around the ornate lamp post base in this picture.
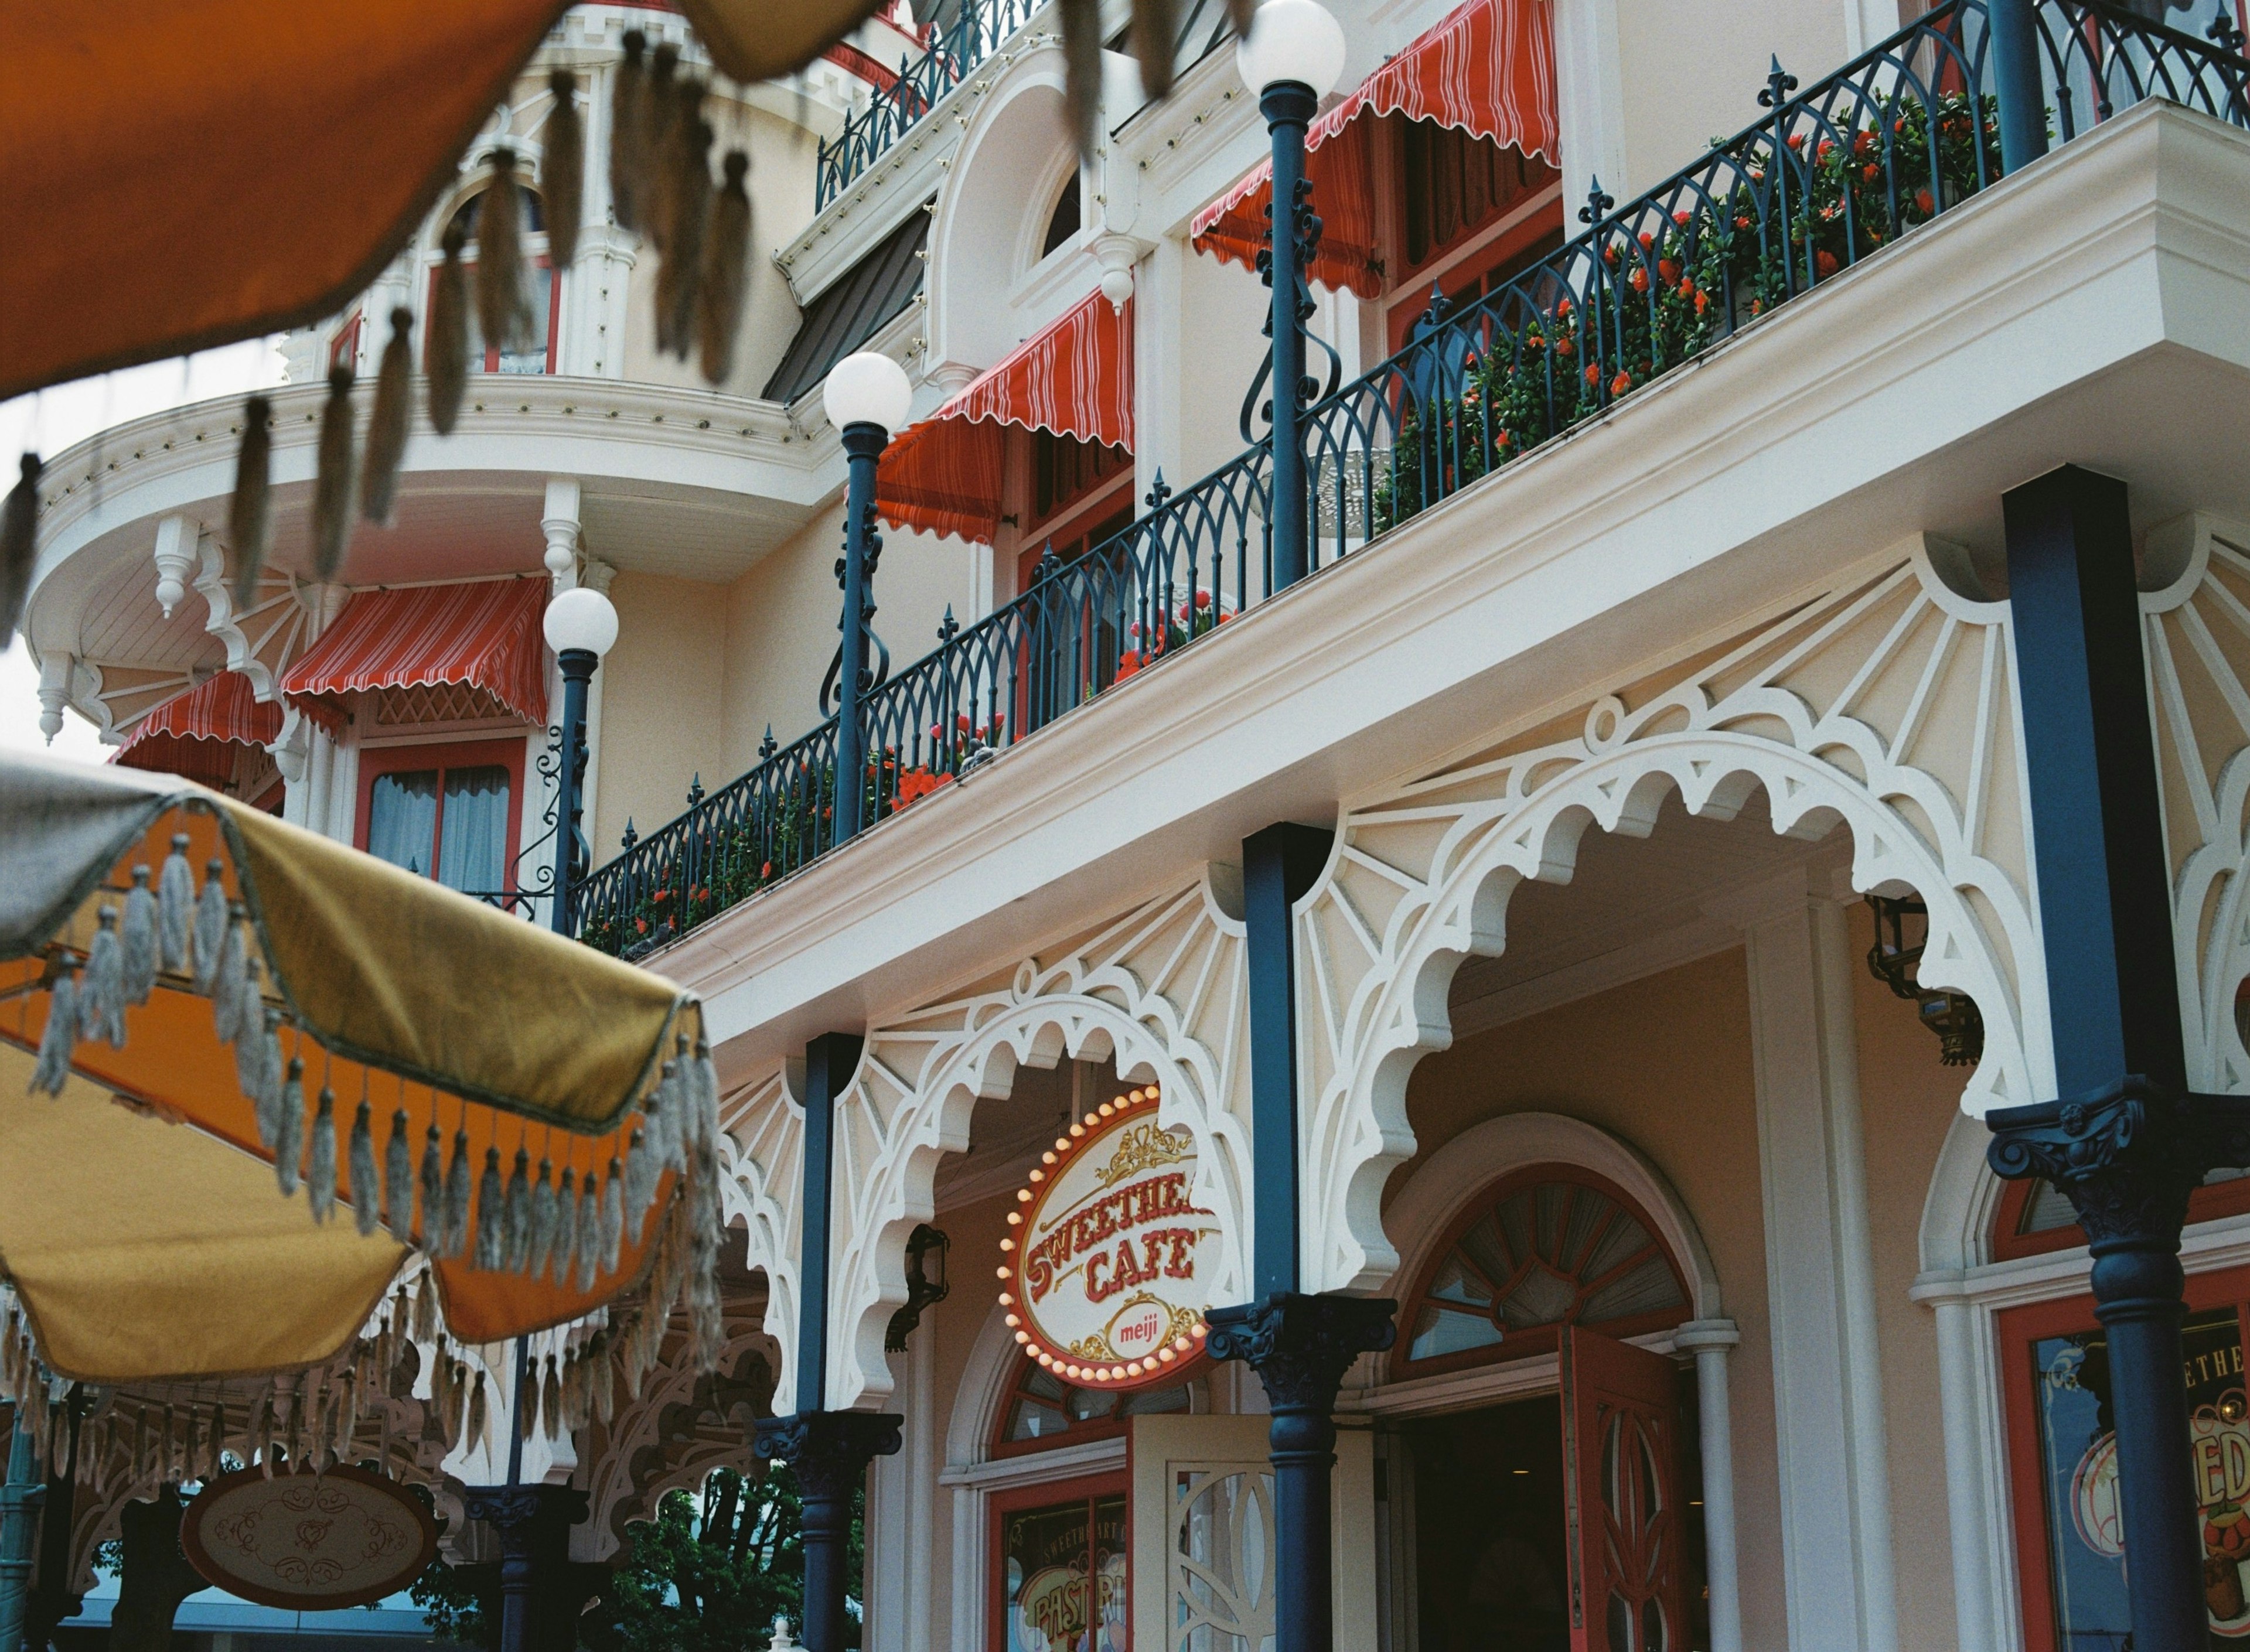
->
[1989,1078,2250,1651]
[754,1409,902,1652]
[462,1483,591,1652]
[1208,1292,1395,1652]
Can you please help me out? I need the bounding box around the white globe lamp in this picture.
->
[823,351,915,436]
[543,585,619,658]
[1236,0,1347,98]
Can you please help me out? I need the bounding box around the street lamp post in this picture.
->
[1239,0,1345,594]
[541,585,619,937]
[821,352,911,843]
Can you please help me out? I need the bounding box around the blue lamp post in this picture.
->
[821,351,911,843]
[1239,0,1346,593]
[541,584,619,936]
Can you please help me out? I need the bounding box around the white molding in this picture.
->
[936,1432,1128,1490]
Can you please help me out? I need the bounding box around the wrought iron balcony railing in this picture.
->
[582,0,2246,958]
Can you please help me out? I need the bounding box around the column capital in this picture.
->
[752,1409,902,1501]
[1205,1292,1397,1412]
[461,1481,589,1534]
[1988,1077,2250,1255]
[1674,1318,1741,1354]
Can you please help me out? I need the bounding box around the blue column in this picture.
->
[1987,0,2050,174]
[1262,82,1317,592]
[1985,465,2248,1650]
[0,1416,43,1652]
[550,647,596,936]
[834,425,885,842]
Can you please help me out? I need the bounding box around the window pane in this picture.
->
[438,764,510,891]
[366,770,439,876]
[1002,1498,1099,1651]
[1091,1494,1127,1652]
[1580,1255,1686,1326]
[2031,1305,2249,1637]
[498,270,553,374]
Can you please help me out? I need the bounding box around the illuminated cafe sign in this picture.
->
[996,1083,1219,1388]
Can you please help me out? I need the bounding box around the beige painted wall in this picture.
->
[1172,238,1274,490]
[1379,946,1792,1650]
[1848,896,1972,1651]
[591,570,729,860]
[1612,0,1857,198]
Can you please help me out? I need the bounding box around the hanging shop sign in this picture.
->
[997,1082,1219,1389]
[181,1462,438,1610]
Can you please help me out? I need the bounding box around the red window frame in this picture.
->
[424,260,562,375]
[1381,116,1566,354]
[1992,1173,2250,1262]
[1391,1163,1693,1380]
[987,1469,1130,1652]
[1015,429,1134,593]
[1999,1265,2250,1650]
[353,735,527,894]
[987,1352,1205,1462]
[329,310,364,374]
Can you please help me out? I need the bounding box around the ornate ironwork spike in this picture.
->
[1035,542,1061,585]
[1577,175,1615,227]
[937,605,960,643]
[1758,54,1799,110]
[2214,11,2247,53]
[620,818,637,852]
[686,773,704,810]
[1145,469,1172,511]
[759,725,778,760]
[1419,284,1448,333]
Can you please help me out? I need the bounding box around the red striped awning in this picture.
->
[279,578,548,733]
[112,670,283,787]
[1189,0,1558,298]
[877,291,1133,544]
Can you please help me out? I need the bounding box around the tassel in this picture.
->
[335,1368,358,1461]
[229,397,273,608]
[609,31,649,233]
[444,1361,468,1447]
[212,903,247,1040]
[1130,0,1179,99]
[193,859,228,993]
[691,1038,720,1142]
[255,1387,275,1473]
[428,1355,449,1442]
[159,1406,176,1483]
[643,44,681,251]
[529,1156,560,1277]
[654,93,710,356]
[418,1125,445,1251]
[649,1060,682,1172]
[308,1084,338,1221]
[159,834,194,973]
[359,309,412,524]
[503,1148,531,1272]
[473,1148,505,1271]
[623,1127,655,1244]
[350,1100,379,1236]
[593,1337,616,1426]
[696,151,750,385]
[209,1403,227,1481]
[274,1057,305,1197]
[466,1371,488,1456]
[475,154,531,357]
[80,906,125,1047]
[1061,0,1103,159]
[541,1355,562,1441]
[411,1272,438,1344]
[600,1156,624,1272]
[386,1109,415,1240]
[311,367,356,581]
[575,1170,602,1291]
[546,70,584,269]
[1,453,38,645]
[550,1169,579,1287]
[246,1011,280,1144]
[32,970,76,1094]
[180,1405,199,1484]
[122,866,158,1005]
[442,1128,473,1258]
[427,221,469,436]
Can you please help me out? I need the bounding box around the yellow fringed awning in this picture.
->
[0,752,712,1381]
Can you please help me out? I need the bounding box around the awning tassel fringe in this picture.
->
[308,1083,337,1220]
[274,1056,305,1197]
[350,1100,380,1237]
[359,309,413,525]
[503,1146,531,1271]
[311,367,357,581]
[574,1170,601,1292]
[608,32,649,232]
[599,1156,624,1274]
[191,860,226,993]
[472,1147,504,1270]
[384,1108,415,1240]
[80,906,125,1047]
[1,454,39,646]
[694,150,749,384]
[227,398,272,609]
[529,1154,560,1277]
[158,835,193,972]
[427,222,469,436]
[441,1128,472,1258]
[546,70,584,272]
[122,866,158,1005]
[475,152,531,359]
[30,968,76,1095]
[417,1124,444,1252]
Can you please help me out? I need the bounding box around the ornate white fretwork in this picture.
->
[192,531,320,705]
[715,1074,805,1415]
[1296,537,2046,1294]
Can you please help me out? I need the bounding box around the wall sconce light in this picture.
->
[1866,893,1985,1067]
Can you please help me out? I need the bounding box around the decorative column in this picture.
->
[819,354,910,845]
[541,586,618,936]
[1985,465,2249,1652]
[1673,1320,1745,1652]
[1208,821,1394,1652]
[753,1033,902,1652]
[0,1415,42,1652]
[461,1483,593,1652]
[151,516,197,618]
[35,652,70,745]
[1986,0,2049,175]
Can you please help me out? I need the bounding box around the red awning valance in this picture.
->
[1189,0,1559,299]
[279,579,548,733]
[877,291,1133,544]
[111,670,283,787]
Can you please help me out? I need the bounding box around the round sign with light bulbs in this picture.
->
[996,1082,1219,1388]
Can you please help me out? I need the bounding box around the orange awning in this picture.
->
[0,0,887,401]
[877,291,1133,544]
[1189,0,1559,298]
[112,671,282,788]
[279,579,548,734]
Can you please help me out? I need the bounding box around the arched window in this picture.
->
[1040,171,1080,259]
[991,1353,1193,1459]
[1396,1165,1690,1377]
[428,185,560,376]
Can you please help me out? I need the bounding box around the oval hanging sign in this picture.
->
[182,1462,438,1610]
[997,1082,1219,1388]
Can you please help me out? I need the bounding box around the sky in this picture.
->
[2,337,287,762]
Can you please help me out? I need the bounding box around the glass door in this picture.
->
[1559,1326,1689,1652]
[993,1477,1127,1652]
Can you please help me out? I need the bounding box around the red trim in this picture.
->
[1391,1163,1692,1379]
[823,40,899,92]
[986,1470,1130,1652]
[352,735,527,893]
[1999,1267,2250,1650]
[280,579,548,733]
[112,671,283,790]
[987,1350,1209,1460]
[424,259,560,374]
[1992,1172,2250,1261]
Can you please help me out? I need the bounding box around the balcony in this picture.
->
[577,0,2248,963]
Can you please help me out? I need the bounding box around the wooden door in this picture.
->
[1560,1326,1688,1652]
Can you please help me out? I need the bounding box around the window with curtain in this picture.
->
[363,760,512,892]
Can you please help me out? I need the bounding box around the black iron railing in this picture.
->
[579,0,2246,957]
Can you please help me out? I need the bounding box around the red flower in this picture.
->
[1658,258,1680,286]
[1555,337,1574,357]
[1815,249,1839,278]
[1628,267,1648,293]
[1194,588,1212,610]
[761,861,773,878]
[1734,214,1752,230]
[1914,187,1934,214]
[990,711,1005,729]
[956,713,973,733]
[1610,370,1633,395]
[1637,230,1654,250]
[1854,130,1874,156]
[1116,650,1143,681]
[1786,132,1804,150]
[1816,139,1835,159]
[1673,209,1692,227]
[1693,289,1710,315]
[635,917,649,934]
[1583,364,1599,385]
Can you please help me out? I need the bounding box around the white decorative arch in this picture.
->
[946,1296,1035,1472]
[825,872,1253,1412]
[1296,538,2048,1294]
[716,1070,806,1413]
[1378,1111,1724,1343]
